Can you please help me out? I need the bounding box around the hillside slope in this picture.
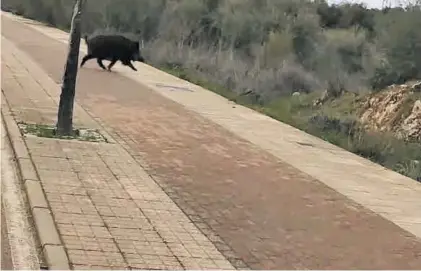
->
[360,81,421,142]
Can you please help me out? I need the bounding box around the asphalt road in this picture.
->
[1,202,13,270]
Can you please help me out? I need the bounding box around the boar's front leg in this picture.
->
[107,58,118,72]
[96,58,107,71]
[80,54,94,67]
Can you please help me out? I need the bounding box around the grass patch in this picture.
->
[18,122,108,143]
[157,66,421,182]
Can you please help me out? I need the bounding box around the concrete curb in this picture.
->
[1,99,70,270]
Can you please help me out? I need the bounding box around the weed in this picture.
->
[17,122,108,143]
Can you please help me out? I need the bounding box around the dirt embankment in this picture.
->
[359,81,421,142]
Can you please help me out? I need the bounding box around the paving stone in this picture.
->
[54,213,104,227]
[32,208,61,246]
[67,249,126,267]
[17,157,38,180]
[43,245,70,270]
[24,179,49,209]
[31,156,73,172]
[61,235,119,252]
[72,265,128,270]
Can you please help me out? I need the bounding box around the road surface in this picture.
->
[1,117,40,270]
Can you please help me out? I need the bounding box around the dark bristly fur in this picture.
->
[80,34,145,72]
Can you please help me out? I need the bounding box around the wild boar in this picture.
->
[80,34,145,72]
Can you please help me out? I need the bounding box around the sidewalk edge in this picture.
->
[1,96,70,270]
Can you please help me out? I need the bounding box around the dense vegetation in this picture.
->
[2,0,420,181]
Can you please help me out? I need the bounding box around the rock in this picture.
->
[400,100,421,141]
[411,81,421,92]
[320,89,329,101]
[313,89,329,106]
[360,82,421,140]
[292,91,301,97]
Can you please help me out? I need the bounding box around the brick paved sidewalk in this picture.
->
[2,13,421,270]
[1,37,235,270]
[4,11,420,238]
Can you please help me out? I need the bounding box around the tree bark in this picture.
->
[56,0,84,136]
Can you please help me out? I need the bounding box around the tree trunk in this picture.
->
[56,0,84,136]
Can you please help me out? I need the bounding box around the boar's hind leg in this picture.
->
[122,60,137,71]
[80,54,94,67]
[96,58,107,71]
[107,59,118,72]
